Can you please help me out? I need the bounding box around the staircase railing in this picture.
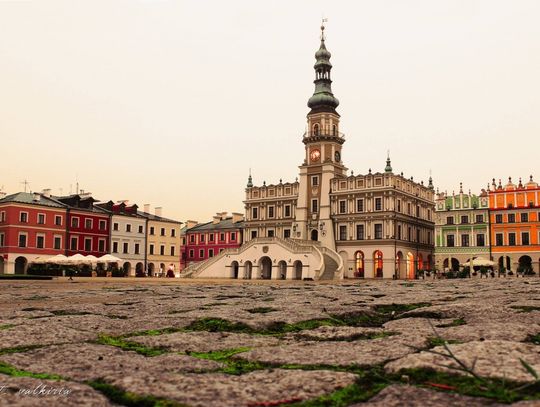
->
[181,237,319,278]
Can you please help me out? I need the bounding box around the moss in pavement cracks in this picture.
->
[436,318,466,328]
[87,379,187,407]
[186,347,268,375]
[373,303,431,314]
[397,368,540,404]
[246,307,278,314]
[0,361,65,381]
[95,335,168,357]
[426,337,462,348]
[0,345,44,356]
[184,318,254,334]
[525,333,540,345]
[122,327,185,338]
[282,365,540,406]
[510,305,540,313]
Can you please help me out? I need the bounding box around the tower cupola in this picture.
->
[307,24,339,114]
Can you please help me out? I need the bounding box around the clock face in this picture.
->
[310,149,321,162]
[335,151,341,162]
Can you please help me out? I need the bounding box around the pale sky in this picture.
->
[1,0,539,222]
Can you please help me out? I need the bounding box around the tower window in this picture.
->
[312,199,318,213]
[313,123,320,136]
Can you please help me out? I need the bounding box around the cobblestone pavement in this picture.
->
[0,277,539,406]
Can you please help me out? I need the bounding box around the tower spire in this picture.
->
[307,21,339,114]
[246,168,253,188]
[384,151,392,173]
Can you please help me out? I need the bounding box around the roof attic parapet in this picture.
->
[245,180,300,201]
[488,175,539,193]
[330,171,434,200]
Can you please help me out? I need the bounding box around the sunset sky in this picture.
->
[1,0,539,222]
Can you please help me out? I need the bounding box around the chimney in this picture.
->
[213,214,221,224]
[221,211,228,220]
[232,212,244,223]
[0,191,6,199]
[33,192,41,202]
[144,204,150,213]
[41,189,51,198]
[186,220,198,229]
[155,207,162,217]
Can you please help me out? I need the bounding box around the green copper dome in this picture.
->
[307,33,339,112]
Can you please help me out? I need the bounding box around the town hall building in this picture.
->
[183,25,435,280]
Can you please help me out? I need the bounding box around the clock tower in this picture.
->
[296,24,347,249]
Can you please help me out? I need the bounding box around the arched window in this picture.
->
[313,123,320,136]
[374,250,383,278]
[332,124,337,136]
[354,251,364,278]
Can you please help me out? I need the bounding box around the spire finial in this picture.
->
[246,168,253,188]
[459,182,463,194]
[384,151,392,173]
[320,18,327,40]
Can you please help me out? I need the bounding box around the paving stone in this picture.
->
[130,331,283,352]
[240,334,423,367]
[284,326,386,341]
[0,376,115,407]
[352,384,505,406]
[107,368,357,407]
[1,343,221,381]
[1,278,539,406]
[385,340,540,383]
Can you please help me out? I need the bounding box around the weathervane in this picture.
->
[321,18,327,40]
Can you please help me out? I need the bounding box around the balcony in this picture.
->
[303,130,346,141]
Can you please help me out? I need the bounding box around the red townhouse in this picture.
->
[0,190,67,274]
[56,192,111,257]
[181,212,244,271]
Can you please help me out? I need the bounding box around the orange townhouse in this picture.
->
[489,176,540,274]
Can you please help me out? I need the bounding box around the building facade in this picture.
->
[97,201,146,276]
[434,185,490,271]
[489,176,540,273]
[330,166,435,279]
[139,206,182,276]
[185,25,435,280]
[56,193,111,257]
[0,191,67,274]
[182,213,244,271]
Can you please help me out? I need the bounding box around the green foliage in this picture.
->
[0,345,44,356]
[186,347,268,375]
[373,303,431,314]
[0,324,16,330]
[184,318,254,333]
[510,306,540,313]
[95,335,168,357]
[246,307,277,314]
[397,368,540,403]
[436,318,466,328]
[296,331,398,342]
[123,327,185,338]
[526,334,540,345]
[426,337,462,348]
[0,361,64,380]
[87,379,186,407]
